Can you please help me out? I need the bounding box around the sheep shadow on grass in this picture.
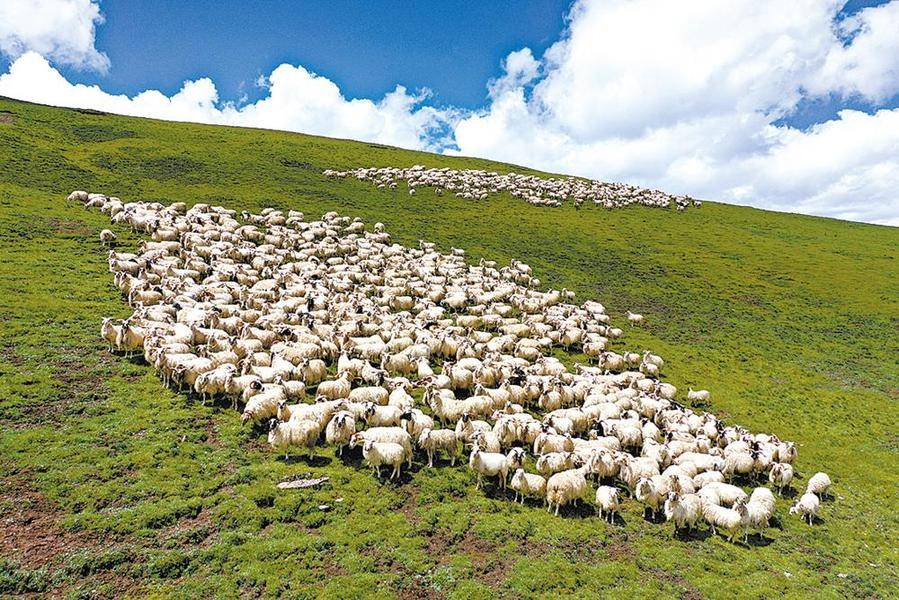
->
[673,527,712,542]
[281,454,333,468]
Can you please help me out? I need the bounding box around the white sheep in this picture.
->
[325,411,356,455]
[768,463,794,495]
[267,418,320,459]
[418,428,459,467]
[805,472,832,498]
[362,440,406,479]
[546,467,588,516]
[99,229,117,246]
[742,487,776,540]
[595,485,620,523]
[696,482,748,507]
[687,388,710,403]
[789,492,820,525]
[510,468,547,504]
[664,492,702,534]
[468,447,524,489]
[703,499,747,542]
[635,477,665,519]
[625,311,644,326]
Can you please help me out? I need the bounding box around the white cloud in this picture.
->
[0,0,108,72]
[0,0,897,224]
[450,0,899,225]
[0,53,454,151]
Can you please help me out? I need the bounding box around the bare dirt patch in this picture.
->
[0,475,97,569]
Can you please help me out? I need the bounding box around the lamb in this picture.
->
[362,440,406,479]
[267,418,321,459]
[742,487,776,540]
[325,411,356,455]
[768,463,794,495]
[510,469,547,504]
[805,472,832,498]
[703,500,747,542]
[790,492,820,525]
[418,428,459,467]
[546,467,588,516]
[595,485,621,523]
[664,492,702,534]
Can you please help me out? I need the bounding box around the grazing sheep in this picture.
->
[468,447,524,489]
[790,492,821,525]
[742,487,776,540]
[696,482,748,507]
[635,477,665,519]
[625,311,644,326]
[99,229,117,246]
[703,500,748,542]
[350,429,413,466]
[687,388,710,403]
[805,472,832,498]
[510,468,547,504]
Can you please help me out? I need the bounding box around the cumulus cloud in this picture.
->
[0,0,898,224]
[0,53,454,151]
[0,0,108,72]
[450,0,899,225]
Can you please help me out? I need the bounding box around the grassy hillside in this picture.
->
[0,96,896,599]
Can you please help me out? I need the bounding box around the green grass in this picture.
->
[0,96,897,599]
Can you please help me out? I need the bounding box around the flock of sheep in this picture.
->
[72,187,830,543]
[323,165,701,210]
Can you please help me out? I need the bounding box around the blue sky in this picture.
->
[0,0,897,224]
[41,0,571,109]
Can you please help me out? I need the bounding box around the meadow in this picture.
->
[0,96,897,598]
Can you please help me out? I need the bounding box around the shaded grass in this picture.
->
[0,96,897,598]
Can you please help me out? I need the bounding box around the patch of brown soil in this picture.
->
[650,568,705,600]
[0,476,98,569]
[48,218,93,236]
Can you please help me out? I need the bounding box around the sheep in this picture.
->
[805,472,832,498]
[693,470,725,489]
[635,477,665,519]
[664,492,702,534]
[401,409,434,440]
[536,452,579,476]
[696,482,748,507]
[687,388,711,403]
[100,229,117,246]
[317,373,352,400]
[534,431,574,455]
[595,485,621,523]
[625,311,644,326]
[768,463,794,495]
[510,469,547,504]
[362,440,406,479]
[362,402,403,428]
[418,428,459,467]
[546,467,589,516]
[468,447,524,489]
[742,487,776,540]
[325,411,356,455]
[703,500,747,542]
[267,418,321,459]
[790,492,821,525]
[350,428,413,466]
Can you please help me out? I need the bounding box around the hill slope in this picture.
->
[0,96,897,598]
